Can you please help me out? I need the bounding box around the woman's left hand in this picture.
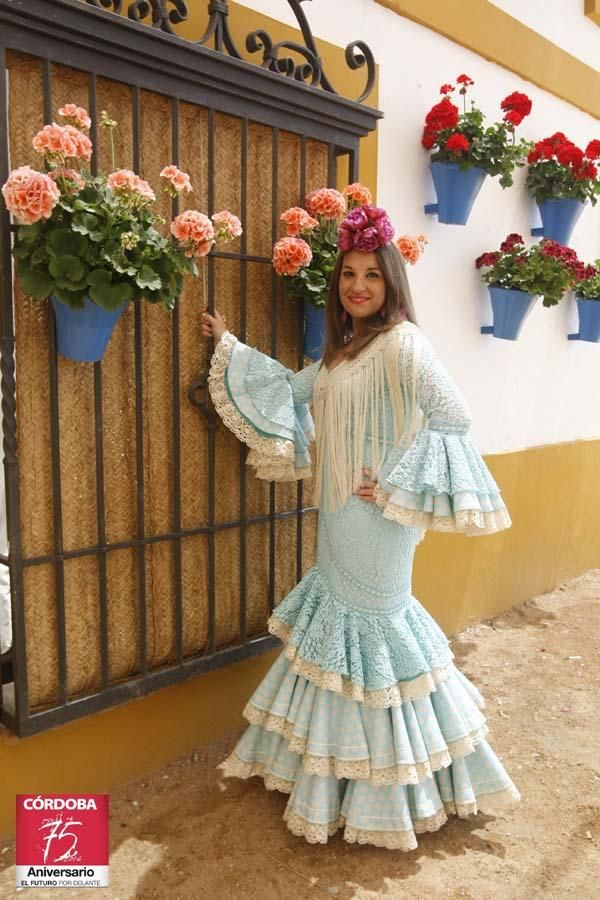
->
[356,467,377,504]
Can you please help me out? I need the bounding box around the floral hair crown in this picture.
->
[337,204,395,253]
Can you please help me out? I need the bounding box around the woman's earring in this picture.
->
[341,309,348,323]
[379,305,387,319]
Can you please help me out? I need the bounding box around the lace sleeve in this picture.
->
[208,331,314,482]
[374,329,511,536]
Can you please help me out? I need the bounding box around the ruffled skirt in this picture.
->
[217,565,521,850]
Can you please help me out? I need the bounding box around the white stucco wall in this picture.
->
[238,0,600,453]
[489,0,600,71]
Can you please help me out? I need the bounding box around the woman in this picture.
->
[201,204,520,850]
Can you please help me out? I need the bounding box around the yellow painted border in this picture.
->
[585,0,600,26]
[375,0,600,120]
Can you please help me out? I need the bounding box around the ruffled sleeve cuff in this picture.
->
[374,429,511,536]
[208,331,313,482]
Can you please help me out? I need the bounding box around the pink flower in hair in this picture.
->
[2,165,61,224]
[354,226,381,252]
[272,236,312,276]
[337,204,395,252]
[58,104,92,130]
[211,210,243,242]
[304,187,346,220]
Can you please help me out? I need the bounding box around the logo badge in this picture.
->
[16,795,109,888]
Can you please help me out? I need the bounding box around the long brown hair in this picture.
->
[321,242,418,368]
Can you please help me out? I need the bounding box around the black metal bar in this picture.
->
[328,143,336,188]
[348,145,359,182]
[4,633,283,738]
[171,95,184,666]
[0,43,29,726]
[19,505,319,568]
[239,116,248,645]
[88,73,109,691]
[132,85,148,678]
[296,135,307,584]
[43,60,69,708]
[207,106,216,655]
[269,126,278,615]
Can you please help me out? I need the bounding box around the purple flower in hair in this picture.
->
[342,206,369,231]
[337,225,354,252]
[354,226,380,252]
[364,205,388,221]
[374,215,394,243]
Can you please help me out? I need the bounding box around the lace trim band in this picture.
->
[373,484,512,536]
[208,332,306,482]
[267,616,458,707]
[241,701,489,784]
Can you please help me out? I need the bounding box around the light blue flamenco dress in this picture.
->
[207,320,520,850]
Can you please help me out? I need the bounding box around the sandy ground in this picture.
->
[1,569,599,900]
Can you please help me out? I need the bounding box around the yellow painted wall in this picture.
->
[2,437,599,838]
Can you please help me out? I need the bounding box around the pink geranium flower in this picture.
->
[1,165,61,224]
[58,104,92,130]
[160,165,193,195]
[305,187,346,220]
[272,236,312,276]
[343,182,372,208]
[395,233,428,265]
[171,210,215,257]
[32,123,92,162]
[108,169,155,202]
[49,168,85,193]
[211,210,243,242]
[280,206,318,237]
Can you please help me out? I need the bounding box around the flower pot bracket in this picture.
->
[424,202,439,215]
[530,226,544,237]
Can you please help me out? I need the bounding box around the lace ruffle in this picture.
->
[281,784,521,849]
[208,332,303,481]
[268,614,454,707]
[216,753,294,794]
[374,484,512,535]
[242,700,490,785]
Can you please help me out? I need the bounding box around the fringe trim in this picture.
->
[267,615,462,708]
[239,703,490,785]
[282,785,521,849]
[312,322,422,513]
[373,484,512,536]
[208,332,306,482]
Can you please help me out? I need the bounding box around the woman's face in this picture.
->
[338,250,386,321]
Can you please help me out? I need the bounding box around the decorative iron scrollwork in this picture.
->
[86,0,376,103]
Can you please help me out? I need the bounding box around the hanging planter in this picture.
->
[481,287,538,341]
[303,301,326,360]
[531,197,586,246]
[51,295,128,362]
[421,77,532,226]
[568,295,600,342]
[424,162,487,225]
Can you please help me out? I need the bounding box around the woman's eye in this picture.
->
[367,271,380,278]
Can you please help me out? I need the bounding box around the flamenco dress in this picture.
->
[207,320,520,850]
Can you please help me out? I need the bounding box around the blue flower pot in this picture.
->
[531,198,586,246]
[425,162,487,225]
[570,295,600,342]
[303,302,326,360]
[51,295,129,362]
[486,286,538,341]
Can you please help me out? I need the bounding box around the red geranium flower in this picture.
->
[456,74,474,86]
[585,139,600,160]
[425,97,460,132]
[421,128,439,150]
[500,233,524,252]
[504,110,524,127]
[573,161,598,181]
[475,251,500,269]
[501,91,532,119]
[556,143,584,168]
[439,83,454,95]
[445,133,470,154]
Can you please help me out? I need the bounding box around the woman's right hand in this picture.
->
[201,307,227,343]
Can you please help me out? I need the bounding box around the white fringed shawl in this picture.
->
[312,322,423,512]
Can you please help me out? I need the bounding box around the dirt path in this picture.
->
[1,570,599,900]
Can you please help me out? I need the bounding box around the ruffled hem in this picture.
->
[282,785,521,849]
[377,429,511,537]
[208,332,308,482]
[266,566,455,707]
[373,484,512,535]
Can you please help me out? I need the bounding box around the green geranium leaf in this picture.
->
[49,254,85,283]
[87,268,112,288]
[47,228,86,257]
[19,265,53,300]
[136,265,162,291]
[52,287,87,309]
[72,211,101,236]
[88,279,133,310]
